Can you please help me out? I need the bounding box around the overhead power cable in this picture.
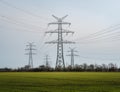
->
[0,17,45,33]
[0,14,45,29]
[78,24,120,40]
[74,24,120,43]
[0,0,51,21]
[0,15,48,33]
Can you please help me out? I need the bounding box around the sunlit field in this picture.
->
[0,72,120,92]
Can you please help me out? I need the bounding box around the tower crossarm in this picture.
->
[26,45,36,47]
[66,55,71,56]
[25,48,36,50]
[52,15,68,20]
[45,40,58,44]
[45,29,74,34]
[25,53,36,55]
[48,22,71,26]
[74,54,79,56]
[45,29,58,33]
[60,22,71,25]
[45,40,75,44]
[63,40,75,44]
[62,29,74,34]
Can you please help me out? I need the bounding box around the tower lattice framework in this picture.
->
[45,15,75,69]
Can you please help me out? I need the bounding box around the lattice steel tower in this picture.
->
[67,47,79,68]
[44,55,50,68]
[45,15,75,69]
[25,42,36,69]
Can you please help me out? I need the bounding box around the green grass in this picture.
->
[0,72,120,92]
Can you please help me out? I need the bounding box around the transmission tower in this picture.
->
[44,55,50,68]
[45,15,75,69]
[25,42,36,69]
[67,47,79,68]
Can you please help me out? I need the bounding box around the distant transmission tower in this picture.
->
[44,55,50,68]
[25,42,36,69]
[67,47,79,68]
[45,15,75,69]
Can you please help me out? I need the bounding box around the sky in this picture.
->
[0,0,120,68]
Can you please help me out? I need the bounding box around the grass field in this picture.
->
[0,72,120,92]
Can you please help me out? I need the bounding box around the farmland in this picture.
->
[0,72,120,92]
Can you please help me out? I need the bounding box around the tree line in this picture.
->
[0,63,120,72]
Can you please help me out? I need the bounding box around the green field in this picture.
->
[0,72,120,92]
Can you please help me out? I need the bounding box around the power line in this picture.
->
[0,18,42,33]
[0,16,47,33]
[0,15,45,30]
[76,32,120,44]
[74,24,120,43]
[1,0,120,43]
[81,27,120,41]
[80,24,120,40]
[0,0,50,22]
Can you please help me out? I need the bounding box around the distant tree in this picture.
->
[66,65,72,71]
[87,64,95,71]
[24,65,31,70]
[94,64,102,72]
[0,67,12,72]
[82,63,88,71]
[101,64,108,72]
[108,63,117,72]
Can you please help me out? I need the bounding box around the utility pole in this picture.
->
[25,42,36,69]
[44,55,50,68]
[67,47,79,68]
[45,15,75,69]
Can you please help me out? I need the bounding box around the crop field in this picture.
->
[0,72,120,92]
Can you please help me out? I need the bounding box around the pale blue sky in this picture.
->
[0,0,120,68]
